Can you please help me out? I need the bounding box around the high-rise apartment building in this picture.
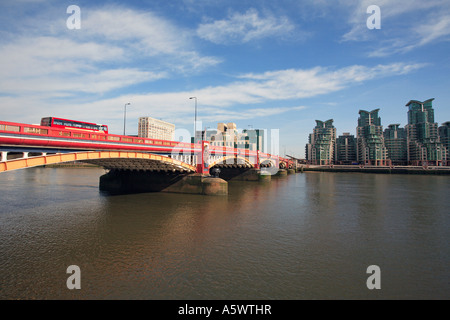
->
[438,121,450,166]
[384,124,407,165]
[138,117,175,141]
[405,99,443,166]
[303,99,448,167]
[356,109,389,166]
[305,119,336,165]
[335,133,357,165]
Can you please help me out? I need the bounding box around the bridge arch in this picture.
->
[260,158,277,168]
[0,151,196,173]
[209,155,254,168]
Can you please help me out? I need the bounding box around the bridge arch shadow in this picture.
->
[208,155,255,180]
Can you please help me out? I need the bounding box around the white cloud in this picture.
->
[415,13,450,46]
[197,8,296,44]
[0,61,425,133]
[229,63,425,103]
[367,13,450,57]
[0,36,166,95]
[0,5,222,98]
[82,7,186,56]
[340,0,450,55]
[79,6,222,71]
[185,105,307,123]
[0,36,124,77]
[341,0,447,41]
[0,69,165,96]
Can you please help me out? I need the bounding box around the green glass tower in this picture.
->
[305,119,336,165]
[356,109,389,166]
[438,121,450,166]
[335,133,357,165]
[243,128,265,152]
[405,98,443,166]
[384,124,407,165]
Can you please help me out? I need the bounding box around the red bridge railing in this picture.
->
[0,120,294,172]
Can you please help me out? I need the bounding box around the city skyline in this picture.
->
[1,1,450,158]
[305,98,449,165]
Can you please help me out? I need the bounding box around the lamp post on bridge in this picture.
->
[123,102,131,136]
[189,97,197,143]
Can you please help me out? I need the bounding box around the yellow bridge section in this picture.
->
[0,151,196,173]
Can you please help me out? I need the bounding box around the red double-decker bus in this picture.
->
[40,117,108,134]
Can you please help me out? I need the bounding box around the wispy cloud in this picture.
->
[190,106,307,123]
[0,5,221,99]
[196,8,298,44]
[79,5,222,71]
[340,0,450,56]
[0,62,424,131]
[411,12,450,48]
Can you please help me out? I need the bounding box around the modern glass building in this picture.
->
[356,109,389,166]
[335,133,357,165]
[305,119,336,165]
[384,124,407,165]
[405,99,443,166]
[243,129,265,153]
[439,121,450,166]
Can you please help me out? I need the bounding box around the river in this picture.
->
[0,167,449,299]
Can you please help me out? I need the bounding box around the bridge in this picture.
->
[0,120,296,195]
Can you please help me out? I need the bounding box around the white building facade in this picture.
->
[138,117,175,141]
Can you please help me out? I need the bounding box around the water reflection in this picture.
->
[0,168,449,299]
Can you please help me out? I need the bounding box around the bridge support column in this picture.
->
[99,170,227,196]
[1,151,7,162]
[275,169,288,177]
[258,173,271,182]
[229,168,271,182]
[162,173,227,196]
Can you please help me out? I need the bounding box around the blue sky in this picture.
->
[1,0,449,157]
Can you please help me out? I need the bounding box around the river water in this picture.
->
[0,167,449,299]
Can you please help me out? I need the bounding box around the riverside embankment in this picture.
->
[299,165,450,175]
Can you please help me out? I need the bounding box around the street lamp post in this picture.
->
[123,102,130,135]
[189,97,197,142]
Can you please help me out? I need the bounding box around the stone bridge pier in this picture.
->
[92,154,228,196]
[99,170,228,196]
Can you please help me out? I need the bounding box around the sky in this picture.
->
[0,0,449,158]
